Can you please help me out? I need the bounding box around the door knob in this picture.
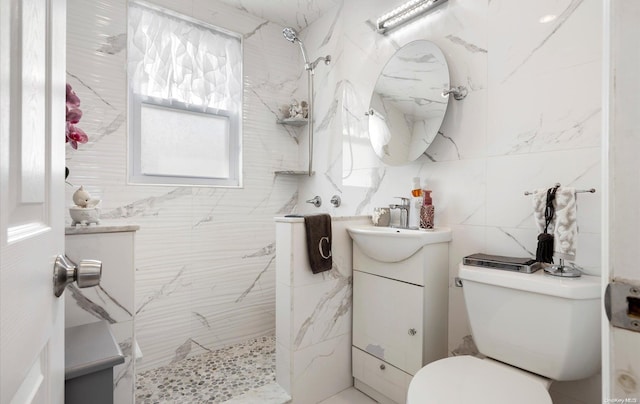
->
[53,254,102,297]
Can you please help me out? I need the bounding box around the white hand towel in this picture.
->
[553,187,577,260]
[531,188,555,234]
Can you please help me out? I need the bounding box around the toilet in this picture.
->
[407,263,601,404]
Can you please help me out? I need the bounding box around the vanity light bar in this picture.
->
[376,0,448,34]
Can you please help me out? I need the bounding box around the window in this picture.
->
[128,2,242,187]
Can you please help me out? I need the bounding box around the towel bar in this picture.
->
[523,185,596,196]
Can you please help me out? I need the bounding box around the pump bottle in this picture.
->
[420,189,434,229]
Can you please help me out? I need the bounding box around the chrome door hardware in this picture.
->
[53,254,102,297]
[605,279,640,333]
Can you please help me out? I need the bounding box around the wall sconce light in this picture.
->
[376,0,449,34]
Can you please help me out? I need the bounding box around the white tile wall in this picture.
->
[66,0,303,372]
[276,216,368,403]
[67,0,605,401]
[65,228,137,404]
[295,1,602,402]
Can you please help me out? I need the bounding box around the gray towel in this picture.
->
[304,214,332,274]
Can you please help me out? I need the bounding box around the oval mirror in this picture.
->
[367,40,450,166]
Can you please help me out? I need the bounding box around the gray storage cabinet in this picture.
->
[65,321,124,404]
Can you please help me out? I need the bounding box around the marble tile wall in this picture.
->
[294,1,602,403]
[66,0,306,372]
[67,0,604,401]
[65,227,138,404]
[275,216,369,404]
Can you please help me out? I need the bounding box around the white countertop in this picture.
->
[65,223,140,235]
[274,215,369,223]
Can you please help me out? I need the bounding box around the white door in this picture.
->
[0,0,67,403]
[604,1,640,401]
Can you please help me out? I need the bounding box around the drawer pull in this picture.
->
[379,363,386,370]
[408,328,417,336]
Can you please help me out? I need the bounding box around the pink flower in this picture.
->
[66,106,82,124]
[66,84,81,108]
[66,123,88,150]
[65,83,88,148]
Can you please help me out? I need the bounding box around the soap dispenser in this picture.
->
[409,177,422,229]
[420,189,434,229]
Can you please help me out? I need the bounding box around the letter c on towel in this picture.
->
[318,236,332,259]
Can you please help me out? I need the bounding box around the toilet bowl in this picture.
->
[407,263,601,403]
[407,356,551,404]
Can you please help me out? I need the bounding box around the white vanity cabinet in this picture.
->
[351,239,449,404]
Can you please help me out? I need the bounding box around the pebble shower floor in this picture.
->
[135,335,290,403]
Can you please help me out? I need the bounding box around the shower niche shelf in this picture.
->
[274,170,315,176]
[277,118,308,126]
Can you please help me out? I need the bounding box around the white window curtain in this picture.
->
[128,2,242,113]
[127,2,242,187]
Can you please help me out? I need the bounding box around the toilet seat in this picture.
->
[407,356,552,404]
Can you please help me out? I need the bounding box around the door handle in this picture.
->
[53,254,102,297]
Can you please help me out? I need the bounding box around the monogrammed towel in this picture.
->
[304,214,332,274]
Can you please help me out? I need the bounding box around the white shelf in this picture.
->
[277,118,308,126]
[274,170,315,176]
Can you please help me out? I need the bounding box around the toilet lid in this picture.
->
[407,356,552,404]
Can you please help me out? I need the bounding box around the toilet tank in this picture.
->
[458,264,601,381]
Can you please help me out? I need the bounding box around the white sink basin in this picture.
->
[347,225,452,263]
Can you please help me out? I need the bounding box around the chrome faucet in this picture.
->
[389,197,410,228]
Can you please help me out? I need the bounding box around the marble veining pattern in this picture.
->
[67,284,133,324]
[236,256,275,303]
[295,5,601,403]
[135,266,186,316]
[293,270,352,349]
[445,34,488,54]
[501,0,585,83]
[67,0,604,401]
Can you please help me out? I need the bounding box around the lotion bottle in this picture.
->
[411,177,423,197]
[408,177,422,228]
[420,189,434,229]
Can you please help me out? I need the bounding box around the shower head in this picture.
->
[282,27,298,43]
[283,26,310,68]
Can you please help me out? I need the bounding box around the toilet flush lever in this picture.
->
[53,254,102,297]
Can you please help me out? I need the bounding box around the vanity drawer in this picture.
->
[352,347,412,404]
